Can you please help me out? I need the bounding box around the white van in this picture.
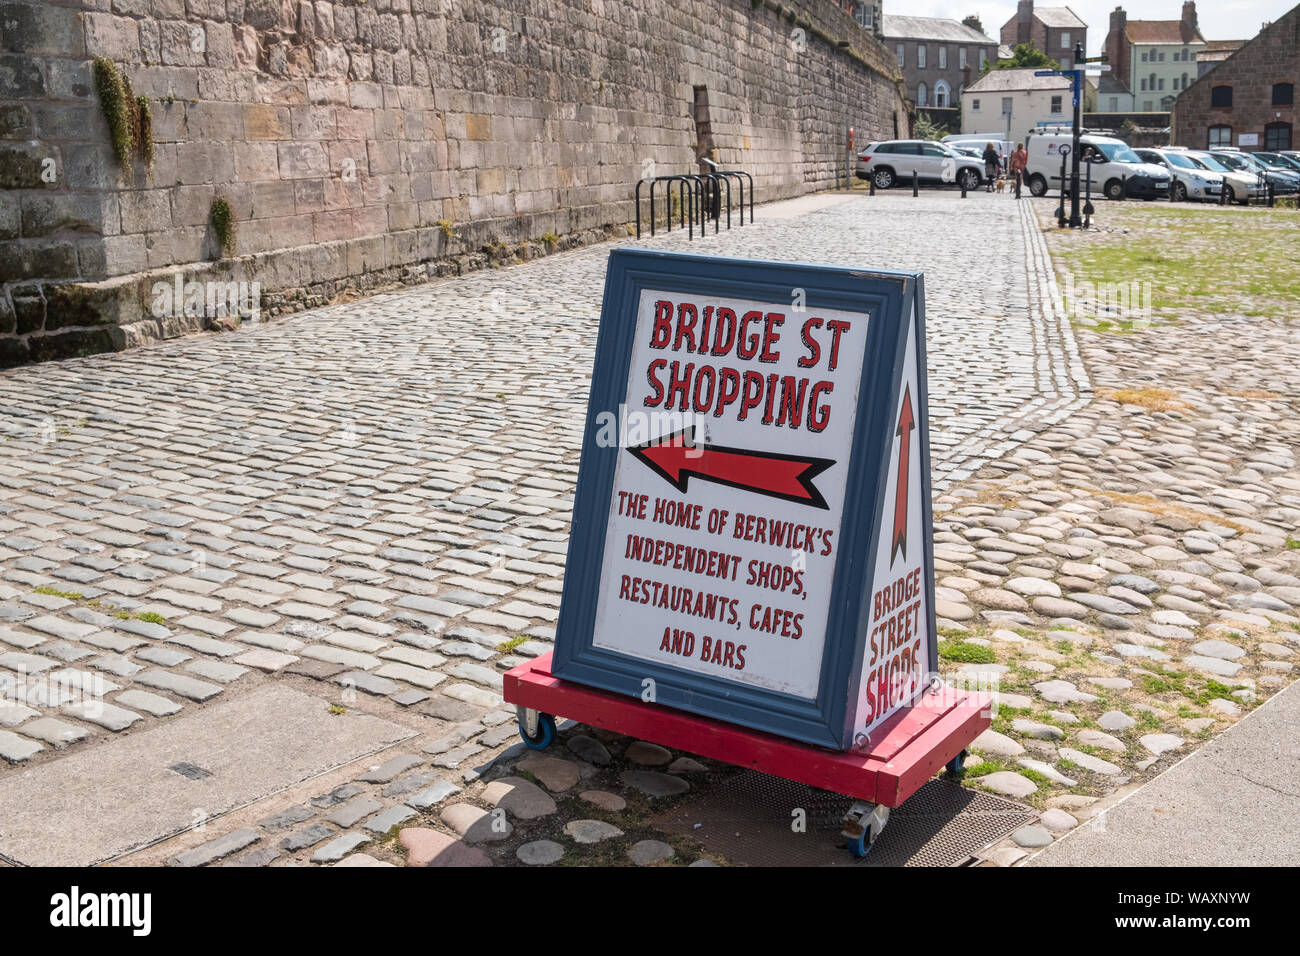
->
[1024,133,1172,201]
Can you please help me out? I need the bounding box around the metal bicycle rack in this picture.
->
[635,166,754,239]
[635,175,698,239]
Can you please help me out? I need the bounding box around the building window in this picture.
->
[1274,83,1295,106]
[1108,96,1119,111]
[972,98,981,111]
[1181,47,1189,61]
[1002,96,1013,115]
[1180,73,1188,90]
[1211,85,1233,108]
[960,47,968,69]
[1266,123,1293,150]
[897,43,905,68]
[1158,78,1165,91]
[935,80,950,108]
[918,45,926,69]
[979,49,986,69]
[939,46,947,69]
[1141,51,1148,62]
[1061,32,1071,49]
[1061,57,1071,70]
[854,2,873,29]
[917,82,927,106]
[1208,125,1232,148]
[1158,51,1165,61]
[1141,78,1147,91]
[1050,95,1063,114]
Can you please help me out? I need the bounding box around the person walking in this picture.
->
[983,142,1000,192]
[1010,142,1029,198]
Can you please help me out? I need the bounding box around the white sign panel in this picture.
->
[851,308,929,742]
[590,288,870,699]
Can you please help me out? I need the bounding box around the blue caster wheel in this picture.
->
[517,708,556,750]
[945,749,969,777]
[847,828,877,859]
[842,801,889,859]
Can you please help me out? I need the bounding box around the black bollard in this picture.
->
[912,170,919,197]
[1268,181,1275,207]
[869,175,875,196]
[1220,180,1227,205]
[1119,174,1127,202]
[1057,153,1068,227]
[1083,160,1094,228]
[961,176,967,199]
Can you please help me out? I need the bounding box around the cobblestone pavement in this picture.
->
[955,200,1300,866]
[1,191,1294,867]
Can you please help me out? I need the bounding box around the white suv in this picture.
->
[857,140,984,192]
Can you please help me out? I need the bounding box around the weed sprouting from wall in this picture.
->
[136,95,154,172]
[209,195,237,258]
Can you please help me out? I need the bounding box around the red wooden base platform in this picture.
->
[503,652,992,808]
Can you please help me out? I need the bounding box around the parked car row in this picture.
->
[856,134,1300,204]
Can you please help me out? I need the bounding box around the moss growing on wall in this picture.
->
[209,195,236,257]
[92,58,155,182]
[92,57,133,176]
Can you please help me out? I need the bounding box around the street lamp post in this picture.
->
[1036,42,1103,229]
[1069,41,1084,228]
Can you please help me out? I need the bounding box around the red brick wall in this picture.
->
[1171,4,1298,151]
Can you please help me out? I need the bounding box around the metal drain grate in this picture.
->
[653,770,1035,867]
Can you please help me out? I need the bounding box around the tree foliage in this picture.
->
[982,43,1060,75]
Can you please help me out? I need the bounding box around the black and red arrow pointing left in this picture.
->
[627,427,835,510]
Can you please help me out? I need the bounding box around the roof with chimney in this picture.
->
[1034,7,1087,29]
[1124,20,1207,45]
[881,15,997,44]
[966,68,1073,93]
[1000,5,1087,33]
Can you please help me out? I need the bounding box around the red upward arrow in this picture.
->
[891,385,914,567]
[628,428,834,510]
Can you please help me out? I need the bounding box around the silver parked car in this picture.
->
[856,140,984,192]
[1180,151,1260,204]
[1134,148,1223,202]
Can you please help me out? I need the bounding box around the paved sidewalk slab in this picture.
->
[1028,679,1300,867]
[0,686,413,866]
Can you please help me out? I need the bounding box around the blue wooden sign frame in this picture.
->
[551,247,936,750]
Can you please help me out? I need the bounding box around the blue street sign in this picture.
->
[551,248,938,750]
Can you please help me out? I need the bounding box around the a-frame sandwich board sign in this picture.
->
[551,248,937,751]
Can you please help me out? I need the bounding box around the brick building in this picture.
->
[1000,2,1089,71]
[1170,3,1298,152]
[882,15,999,108]
[1104,3,1207,113]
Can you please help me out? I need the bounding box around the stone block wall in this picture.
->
[1,0,908,366]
